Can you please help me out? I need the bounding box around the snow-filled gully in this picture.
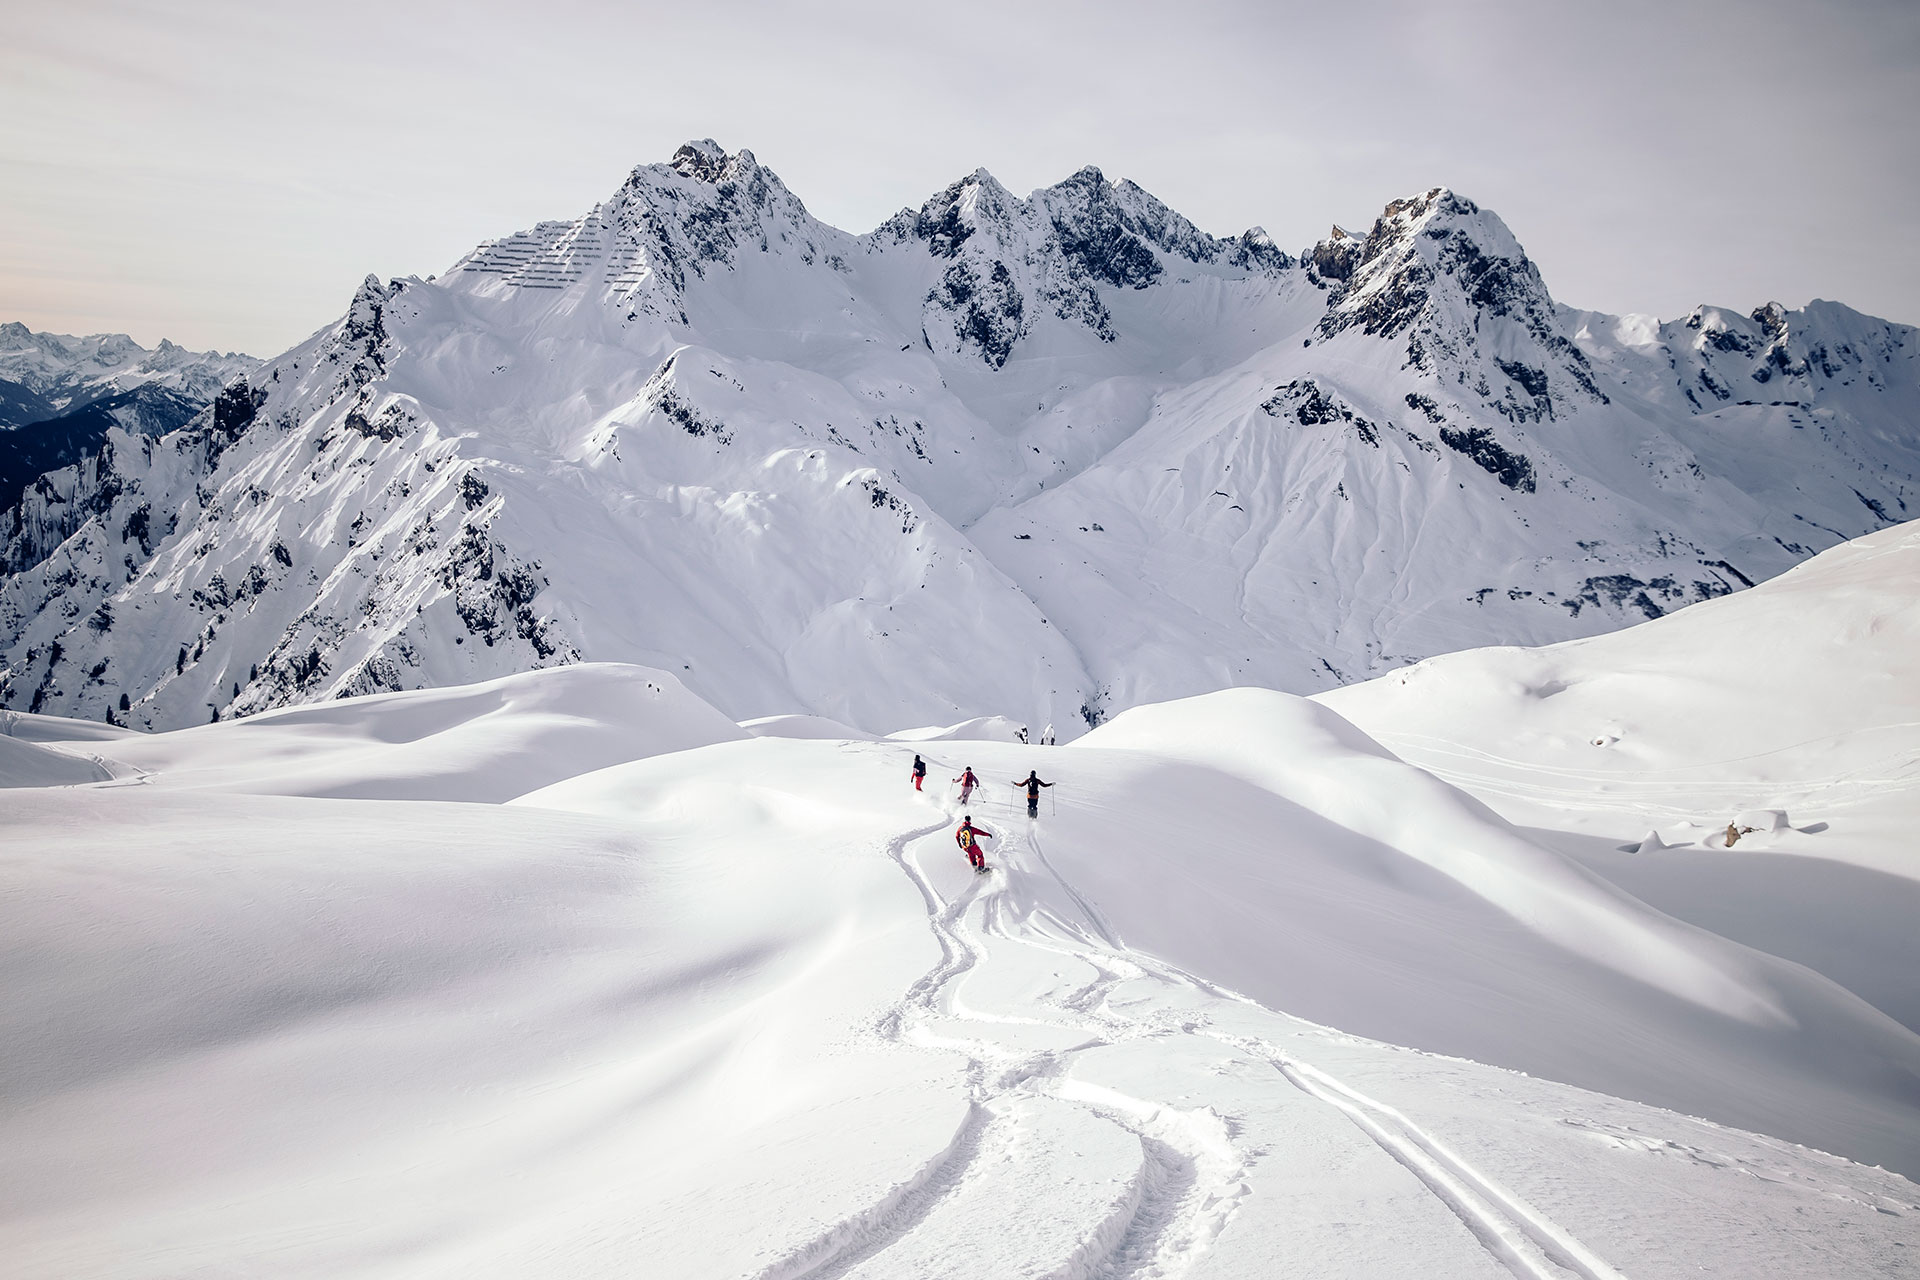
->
[756,816,1627,1280]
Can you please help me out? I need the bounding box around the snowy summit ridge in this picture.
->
[2,142,1916,732]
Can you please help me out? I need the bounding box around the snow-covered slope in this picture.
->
[1319,518,1920,831]
[1320,517,1920,1049]
[66,662,746,800]
[4,663,1915,1276]
[2,145,1915,732]
[1069,688,1920,1175]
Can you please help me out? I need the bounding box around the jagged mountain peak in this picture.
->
[667,138,734,183]
[909,168,1021,257]
[1313,184,1609,423]
[651,139,791,210]
[1649,295,1918,411]
[6,147,1916,734]
[1332,186,1545,327]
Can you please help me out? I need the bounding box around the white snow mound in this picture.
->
[888,714,1031,743]
[1065,685,1920,1174]
[77,663,745,801]
[0,734,113,788]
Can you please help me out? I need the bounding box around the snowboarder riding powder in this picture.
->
[955,815,994,873]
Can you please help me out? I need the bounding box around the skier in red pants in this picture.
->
[911,754,927,791]
[955,815,994,873]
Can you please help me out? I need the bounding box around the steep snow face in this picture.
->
[1,146,1916,732]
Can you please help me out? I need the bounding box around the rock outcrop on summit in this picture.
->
[2,144,1915,731]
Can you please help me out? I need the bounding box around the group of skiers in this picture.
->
[909,751,1055,874]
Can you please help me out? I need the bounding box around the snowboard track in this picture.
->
[759,805,1624,1280]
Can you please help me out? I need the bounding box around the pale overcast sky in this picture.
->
[2,0,1916,355]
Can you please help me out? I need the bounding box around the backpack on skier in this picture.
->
[955,817,993,872]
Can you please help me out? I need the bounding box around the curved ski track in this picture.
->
[753,810,1628,1280]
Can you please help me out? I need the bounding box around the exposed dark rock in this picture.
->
[928,260,1026,368]
[1440,425,1536,491]
[1307,227,1361,285]
[915,177,978,258]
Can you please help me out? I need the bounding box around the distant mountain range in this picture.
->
[2,141,1914,730]
[0,324,257,516]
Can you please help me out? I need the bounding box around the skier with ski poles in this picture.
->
[911,754,927,791]
[954,766,980,804]
[955,815,994,873]
[1012,770,1053,818]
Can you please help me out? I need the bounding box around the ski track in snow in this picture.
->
[1262,1051,1625,1280]
[757,806,1628,1280]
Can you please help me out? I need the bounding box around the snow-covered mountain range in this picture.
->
[2,141,1914,731]
[0,324,258,526]
[0,323,255,435]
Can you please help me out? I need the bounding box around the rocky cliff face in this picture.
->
[2,144,1914,732]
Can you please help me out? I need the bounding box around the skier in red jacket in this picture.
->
[955,815,994,872]
[954,766,980,804]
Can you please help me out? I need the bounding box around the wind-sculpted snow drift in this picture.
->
[2,141,1916,731]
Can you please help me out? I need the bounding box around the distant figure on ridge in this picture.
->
[1042,723,1055,746]
[1012,770,1053,818]
[911,754,927,791]
[1015,725,1029,744]
[954,766,980,804]
[955,814,994,873]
